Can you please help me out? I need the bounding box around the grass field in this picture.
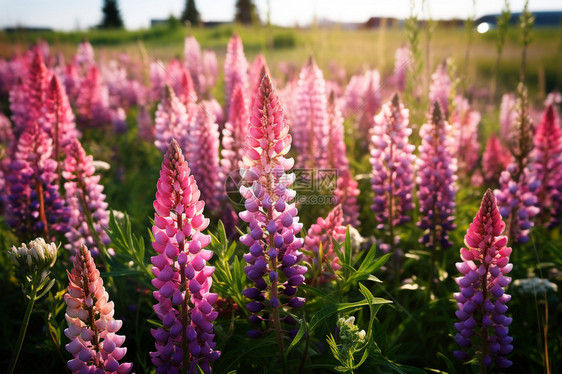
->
[2,23,561,98]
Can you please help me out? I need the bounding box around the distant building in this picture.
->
[475,11,562,28]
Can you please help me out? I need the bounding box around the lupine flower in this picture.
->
[8,237,59,373]
[393,46,410,92]
[494,83,539,244]
[500,93,517,142]
[428,61,452,119]
[76,40,96,73]
[224,33,248,117]
[483,134,509,184]
[184,36,205,96]
[293,57,329,169]
[76,66,111,128]
[150,139,220,374]
[370,94,415,252]
[186,106,220,214]
[154,85,190,154]
[137,105,155,142]
[454,189,513,369]
[42,75,80,164]
[532,104,562,225]
[304,205,346,284]
[450,96,480,174]
[202,50,218,94]
[176,68,198,106]
[9,46,52,135]
[63,58,81,103]
[219,84,249,230]
[6,122,68,240]
[249,53,269,100]
[64,244,132,374]
[9,237,57,273]
[150,60,167,103]
[417,102,457,250]
[63,138,111,258]
[344,70,381,145]
[238,74,306,339]
[325,92,360,226]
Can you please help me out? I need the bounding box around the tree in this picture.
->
[99,0,124,29]
[234,0,259,25]
[181,0,201,26]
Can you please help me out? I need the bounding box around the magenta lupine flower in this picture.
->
[185,106,220,214]
[9,46,52,135]
[238,74,306,337]
[304,205,346,284]
[293,57,329,169]
[63,58,81,103]
[76,66,111,128]
[393,46,410,92]
[429,61,452,119]
[202,50,218,94]
[335,170,361,228]
[154,86,190,154]
[63,138,111,257]
[532,105,562,225]
[346,70,381,144]
[483,134,509,184]
[176,68,198,106]
[454,189,513,368]
[137,105,155,142]
[417,102,457,249]
[500,93,517,142]
[219,84,249,228]
[76,40,96,73]
[184,36,205,96]
[249,53,270,100]
[150,60,167,103]
[450,96,480,174]
[42,75,80,162]
[494,83,539,244]
[6,121,68,239]
[64,244,132,374]
[224,33,249,117]
[150,139,220,374]
[370,94,415,252]
[325,92,360,226]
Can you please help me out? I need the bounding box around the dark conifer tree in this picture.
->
[181,0,201,26]
[99,0,124,29]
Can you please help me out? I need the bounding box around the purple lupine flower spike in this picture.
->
[494,83,539,244]
[239,74,306,338]
[416,102,457,250]
[532,105,562,226]
[326,92,360,226]
[293,57,329,169]
[64,244,132,374]
[6,121,69,240]
[63,138,111,258]
[224,33,248,117]
[454,189,513,369]
[150,139,219,374]
[370,93,415,253]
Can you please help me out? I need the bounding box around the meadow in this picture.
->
[0,17,561,374]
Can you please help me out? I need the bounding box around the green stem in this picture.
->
[8,274,40,374]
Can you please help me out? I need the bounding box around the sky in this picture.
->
[1,0,561,30]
